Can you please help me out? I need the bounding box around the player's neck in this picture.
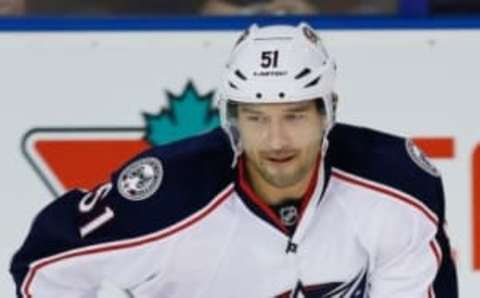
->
[245,161,318,206]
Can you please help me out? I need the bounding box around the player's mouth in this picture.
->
[265,154,296,164]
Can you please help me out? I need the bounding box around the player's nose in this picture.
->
[264,118,289,150]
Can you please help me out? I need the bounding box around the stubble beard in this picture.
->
[253,154,315,189]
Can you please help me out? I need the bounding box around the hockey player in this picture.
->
[11,23,458,297]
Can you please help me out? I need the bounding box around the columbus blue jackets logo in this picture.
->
[22,81,219,197]
[275,266,368,298]
[406,139,441,177]
[118,157,163,201]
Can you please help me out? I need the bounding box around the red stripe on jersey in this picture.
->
[430,240,442,266]
[275,290,292,298]
[427,240,443,298]
[331,169,438,226]
[22,184,234,297]
[237,157,289,234]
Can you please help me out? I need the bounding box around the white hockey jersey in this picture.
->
[11,123,458,297]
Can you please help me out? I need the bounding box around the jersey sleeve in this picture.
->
[10,129,234,297]
[9,184,173,297]
[368,178,458,298]
[10,187,112,297]
[430,179,458,297]
[328,124,459,297]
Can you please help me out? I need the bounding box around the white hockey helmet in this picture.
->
[218,23,337,161]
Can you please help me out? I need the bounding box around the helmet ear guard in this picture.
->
[218,22,338,166]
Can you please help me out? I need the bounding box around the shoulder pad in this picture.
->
[327,123,444,219]
[103,128,235,236]
[114,127,234,201]
[10,129,235,293]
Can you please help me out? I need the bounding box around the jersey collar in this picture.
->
[235,153,330,238]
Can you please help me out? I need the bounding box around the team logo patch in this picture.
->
[406,139,441,177]
[275,265,368,297]
[117,157,163,201]
[279,206,299,227]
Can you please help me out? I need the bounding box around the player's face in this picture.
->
[237,100,325,189]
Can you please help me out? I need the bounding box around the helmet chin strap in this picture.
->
[229,135,243,168]
[219,97,241,168]
[321,129,331,158]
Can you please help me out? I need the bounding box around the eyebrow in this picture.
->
[284,104,311,113]
[238,106,263,114]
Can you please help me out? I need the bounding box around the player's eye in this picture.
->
[246,115,267,123]
[285,113,305,122]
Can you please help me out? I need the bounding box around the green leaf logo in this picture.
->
[144,81,220,145]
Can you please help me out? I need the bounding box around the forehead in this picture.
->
[237,101,316,114]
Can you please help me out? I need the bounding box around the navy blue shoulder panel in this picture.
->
[107,127,235,238]
[11,128,234,293]
[327,123,444,219]
[11,190,86,295]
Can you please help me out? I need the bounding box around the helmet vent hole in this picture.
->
[228,81,238,89]
[294,68,311,80]
[256,93,262,99]
[279,92,285,98]
[235,70,247,81]
[304,76,322,88]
